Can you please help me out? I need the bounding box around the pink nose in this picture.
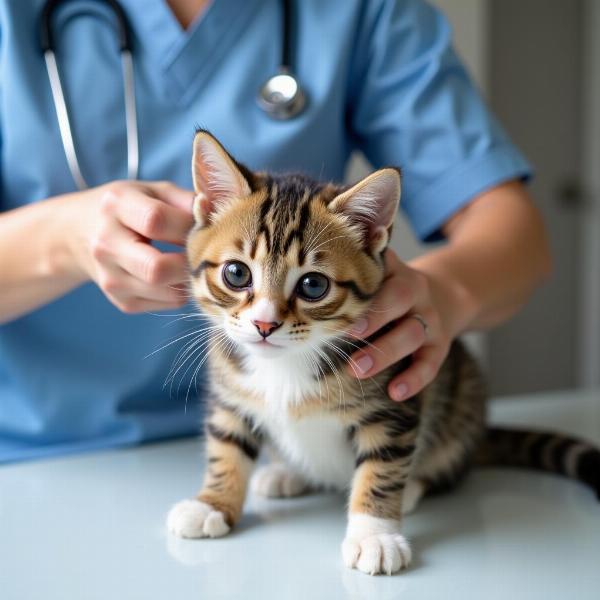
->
[252,320,282,338]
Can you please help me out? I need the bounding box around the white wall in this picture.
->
[433,0,490,93]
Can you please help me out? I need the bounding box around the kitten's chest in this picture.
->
[236,352,355,488]
[262,411,356,489]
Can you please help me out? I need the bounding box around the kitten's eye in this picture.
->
[296,272,329,301]
[223,262,252,289]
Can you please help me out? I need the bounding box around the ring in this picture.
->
[407,313,429,338]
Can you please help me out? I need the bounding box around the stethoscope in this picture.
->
[40,0,306,191]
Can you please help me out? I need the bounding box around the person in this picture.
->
[0,0,550,463]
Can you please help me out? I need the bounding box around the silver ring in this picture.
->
[407,313,429,338]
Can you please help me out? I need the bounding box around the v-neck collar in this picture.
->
[120,0,261,104]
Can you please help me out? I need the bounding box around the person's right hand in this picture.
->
[63,180,195,314]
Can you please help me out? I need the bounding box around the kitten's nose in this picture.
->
[252,320,282,338]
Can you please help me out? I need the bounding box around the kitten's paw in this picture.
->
[342,533,411,575]
[401,480,425,515]
[342,514,411,575]
[251,464,308,498]
[166,499,230,539]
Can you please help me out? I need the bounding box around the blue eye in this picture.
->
[223,262,252,289]
[296,272,329,301]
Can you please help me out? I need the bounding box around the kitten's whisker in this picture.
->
[145,311,196,318]
[320,332,387,397]
[160,313,211,329]
[168,330,227,391]
[239,220,254,249]
[303,220,333,255]
[321,326,385,355]
[175,331,228,405]
[194,336,235,399]
[184,333,230,412]
[364,305,397,314]
[306,234,348,255]
[165,335,217,390]
[301,350,324,404]
[305,342,332,403]
[167,334,206,372]
[321,340,367,407]
[165,334,217,389]
[144,326,222,360]
[313,345,345,408]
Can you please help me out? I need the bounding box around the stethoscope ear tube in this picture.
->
[40,0,305,191]
[40,0,132,52]
[43,49,88,190]
[40,0,138,190]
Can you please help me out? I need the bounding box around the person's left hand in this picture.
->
[346,249,453,402]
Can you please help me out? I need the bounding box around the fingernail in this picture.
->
[355,354,373,375]
[392,383,408,401]
[350,317,368,335]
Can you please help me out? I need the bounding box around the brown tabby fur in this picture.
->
[176,130,600,573]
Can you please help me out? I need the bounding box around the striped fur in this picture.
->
[169,131,600,575]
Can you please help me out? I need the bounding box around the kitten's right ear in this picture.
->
[192,130,253,226]
[328,168,401,253]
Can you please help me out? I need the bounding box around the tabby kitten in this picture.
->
[167,130,600,576]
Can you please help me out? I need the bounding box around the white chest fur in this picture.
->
[241,352,355,489]
[264,411,355,489]
[241,351,321,408]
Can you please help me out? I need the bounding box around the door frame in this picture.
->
[579,0,600,387]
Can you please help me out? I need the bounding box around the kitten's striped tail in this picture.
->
[476,427,600,500]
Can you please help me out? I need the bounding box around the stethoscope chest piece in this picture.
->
[258,69,306,120]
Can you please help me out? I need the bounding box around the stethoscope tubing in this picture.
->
[40,0,305,190]
[40,0,138,190]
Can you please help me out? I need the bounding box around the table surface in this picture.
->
[1,388,599,600]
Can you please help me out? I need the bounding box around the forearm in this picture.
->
[409,181,552,338]
[0,196,85,324]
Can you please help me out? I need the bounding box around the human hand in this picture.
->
[347,249,453,401]
[64,180,194,313]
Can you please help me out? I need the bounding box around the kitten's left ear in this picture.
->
[192,130,253,226]
[328,168,401,253]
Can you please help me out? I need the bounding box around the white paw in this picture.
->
[166,499,230,539]
[342,533,411,575]
[251,464,308,498]
[402,480,425,515]
[342,513,411,575]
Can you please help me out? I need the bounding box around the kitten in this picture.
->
[167,130,600,576]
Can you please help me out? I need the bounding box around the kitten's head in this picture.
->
[187,130,400,359]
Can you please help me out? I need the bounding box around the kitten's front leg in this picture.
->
[167,401,260,538]
[342,424,417,575]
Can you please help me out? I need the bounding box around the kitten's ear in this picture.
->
[328,168,401,253]
[192,130,253,226]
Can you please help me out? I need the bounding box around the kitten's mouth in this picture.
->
[251,339,282,348]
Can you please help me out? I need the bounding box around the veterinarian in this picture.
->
[0,0,550,462]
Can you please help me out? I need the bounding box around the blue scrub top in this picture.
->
[0,0,531,462]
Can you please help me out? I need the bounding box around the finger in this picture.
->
[348,274,417,339]
[151,181,195,214]
[100,266,188,305]
[387,345,445,401]
[111,232,189,286]
[110,294,188,315]
[383,247,403,272]
[348,251,425,339]
[105,187,194,245]
[348,316,426,379]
